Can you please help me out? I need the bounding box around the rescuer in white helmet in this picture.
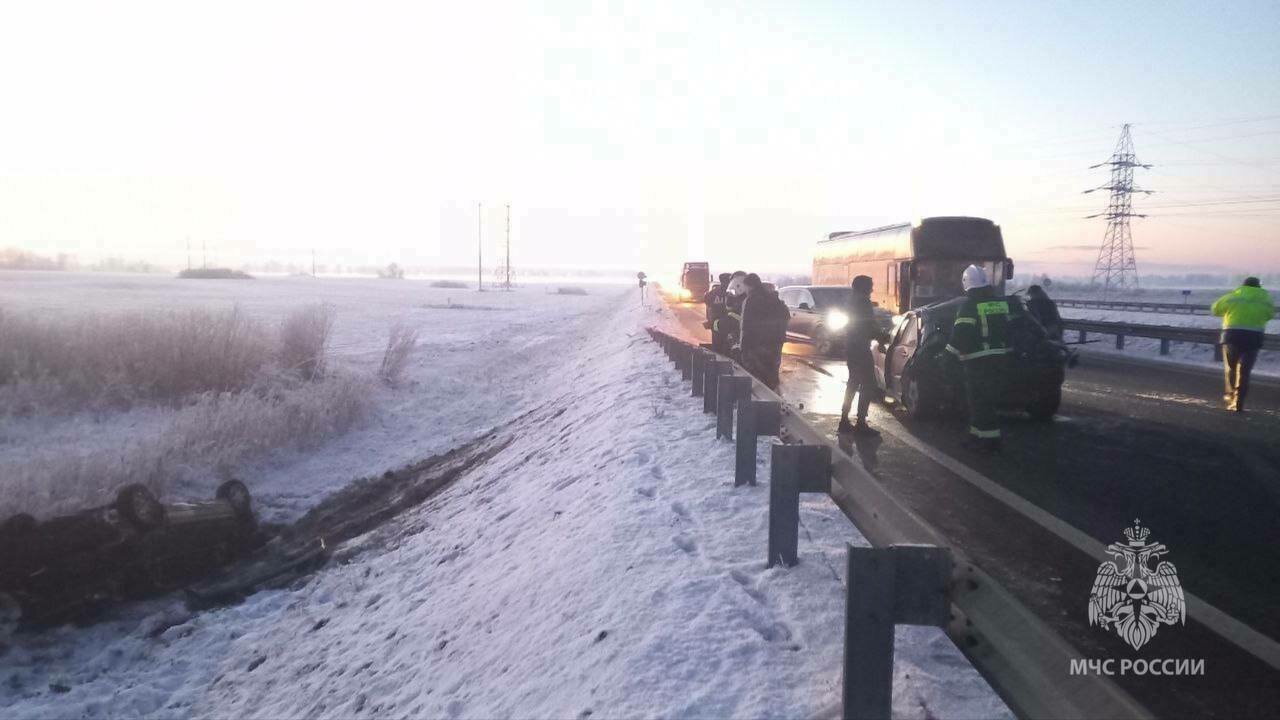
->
[944,264,1028,452]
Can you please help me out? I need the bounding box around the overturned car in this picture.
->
[0,481,259,628]
[872,296,1071,421]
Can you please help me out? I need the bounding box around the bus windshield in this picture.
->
[913,259,1006,306]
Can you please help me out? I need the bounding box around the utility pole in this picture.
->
[1085,124,1153,295]
[311,249,316,277]
[477,202,483,292]
[186,237,191,270]
[202,240,207,269]
[503,203,512,291]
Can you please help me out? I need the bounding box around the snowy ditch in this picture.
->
[0,290,1008,719]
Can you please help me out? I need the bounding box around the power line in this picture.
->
[1134,112,1280,131]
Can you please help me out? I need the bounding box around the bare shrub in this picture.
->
[0,306,272,413]
[1,373,375,518]
[279,304,335,380]
[379,322,419,385]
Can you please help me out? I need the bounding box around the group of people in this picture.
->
[698,264,1273,452]
[702,271,791,391]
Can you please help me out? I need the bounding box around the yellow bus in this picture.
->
[813,216,1013,314]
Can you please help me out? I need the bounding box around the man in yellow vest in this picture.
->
[1212,277,1275,412]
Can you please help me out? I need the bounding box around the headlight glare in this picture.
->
[827,309,849,331]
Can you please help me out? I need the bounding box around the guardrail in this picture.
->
[645,328,1151,720]
[1055,298,1212,315]
[1062,319,1280,359]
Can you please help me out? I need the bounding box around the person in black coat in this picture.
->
[703,273,732,353]
[1025,285,1063,342]
[737,273,790,391]
[839,275,887,434]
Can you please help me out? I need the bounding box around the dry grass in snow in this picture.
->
[1,373,374,518]
[378,322,419,385]
[0,306,272,414]
[279,303,335,380]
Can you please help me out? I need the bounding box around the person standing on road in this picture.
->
[838,275,886,435]
[1025,284,1063,342]
[1212,277,1275,412]
[945,265,1026,453]
[704,273,732,353]
[721,270,749,356]
[737,273,790,391]
[637,271,647,306]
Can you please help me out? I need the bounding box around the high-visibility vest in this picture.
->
[1212,286,1275,333]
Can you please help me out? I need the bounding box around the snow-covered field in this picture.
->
[0,280,1008,720]
[0,271,622,521]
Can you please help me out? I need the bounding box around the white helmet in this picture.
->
[961,265,990,292]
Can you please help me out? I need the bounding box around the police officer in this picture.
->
[704,273,732,353]
[1212,277,1275,412]
[945,265,1027,453]
[737,273,790,390]
[838,275,885,435]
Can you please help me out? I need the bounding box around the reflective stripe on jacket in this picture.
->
[1211,285,1275,333]
[945,288,1024,361]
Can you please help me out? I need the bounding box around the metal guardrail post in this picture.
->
[691,350,708,397]
[716,375,752,440]
[1116,333,1125,350]
[768,444,831,567]
[703,360,734,415]
[678,344,692,380]
[1160,338,1170,355]
[1078,329,1087,343]
[842,544,952,720]
[1213,344,1223,362]
[736,400,781,486]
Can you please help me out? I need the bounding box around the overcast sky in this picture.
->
[1,0,1278,277]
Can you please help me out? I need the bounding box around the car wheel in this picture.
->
[901,375,935,420]
[814,325,834,356]
[1027,387,1062,421]
[0,513,37,539]
[216,480,254,521]
[116,484,165,531]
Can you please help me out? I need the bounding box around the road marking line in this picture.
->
[666,296,1280,670]
[871,413,1280,673]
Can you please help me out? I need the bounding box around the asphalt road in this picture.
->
[664,299,1280,719]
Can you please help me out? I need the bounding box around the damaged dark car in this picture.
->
[872,296,1072,421]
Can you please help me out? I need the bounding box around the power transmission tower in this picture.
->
[1085,124,1153,295]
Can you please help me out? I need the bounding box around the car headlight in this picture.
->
[679,288,692,300]
[826,309,849,331]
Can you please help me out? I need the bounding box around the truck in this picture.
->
[813,217,1014,314]
[678,261,711,302]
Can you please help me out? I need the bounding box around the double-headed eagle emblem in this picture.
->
[1088,519,1186,651]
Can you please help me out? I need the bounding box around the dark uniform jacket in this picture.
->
[1026,294,1062,339]
[740,288,790,349]
[945,286,1027,361]
[704,285,727,324]
[846,293,884,366]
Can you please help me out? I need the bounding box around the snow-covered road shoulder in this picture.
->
[1,296,1006,720]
